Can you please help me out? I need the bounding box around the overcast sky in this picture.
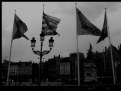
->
[2,2,121,62]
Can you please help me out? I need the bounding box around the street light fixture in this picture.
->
[49,37,54,50]
[49,37,54,47]
[31,37,36,50]
[31,32,54,86]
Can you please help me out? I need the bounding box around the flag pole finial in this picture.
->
[105,8,107,11]
[14,10,16,14]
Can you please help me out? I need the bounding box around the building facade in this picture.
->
[44,55,60,81]
[84,60,97,83]
[18,61,32,82]
[2,60,32,82]
[60,57,70,82]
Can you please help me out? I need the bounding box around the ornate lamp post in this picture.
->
[31,32,54,86]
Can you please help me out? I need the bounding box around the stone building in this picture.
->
[44,55,60,81]
[2,60,32,82]
[18,61,32,81]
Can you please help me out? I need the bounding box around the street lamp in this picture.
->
[31,32,54,86]
[31,37,36,50]
[49,37,54,50]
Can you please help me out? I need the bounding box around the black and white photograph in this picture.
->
[2,1,121,90]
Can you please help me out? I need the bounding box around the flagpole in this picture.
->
[6,10,16,86]
[75,3,80,86]
[43,4,45,13]
[103,49,106,75]
[106,8,116,85]
[6,39,13,86]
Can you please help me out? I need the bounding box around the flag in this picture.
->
[97,9,108,43]
[76,8,101,36]
[42,12,61,36]
[12,14,29,40]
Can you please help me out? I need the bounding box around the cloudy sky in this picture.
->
[2,2,121,63]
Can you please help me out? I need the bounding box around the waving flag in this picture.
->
[76,8,101,36]
[12,14,29,40]
[97,9,108,43]
[42,12,61,36]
